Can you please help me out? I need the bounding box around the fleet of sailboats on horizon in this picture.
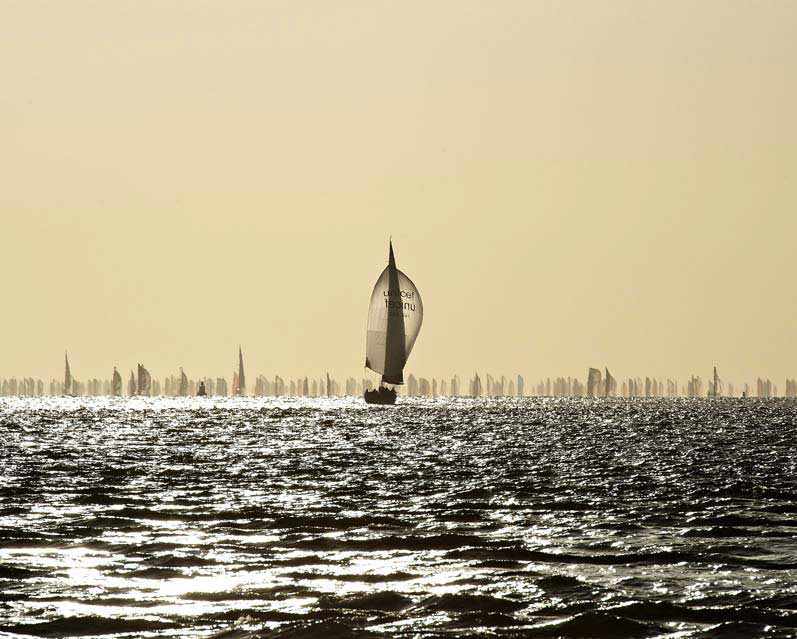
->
[56,241,734,401]
[55,353,748,400]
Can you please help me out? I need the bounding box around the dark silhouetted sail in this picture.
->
[137,364,152,396]
[604,367,616,397]
[365,241,423,385]
[64,351,73,396]
[111,367,122,397]
[472,372,483,398]
[587,367,602,397]
[237,347,246,396]
[710,366,722,398]
[179,368,188,397]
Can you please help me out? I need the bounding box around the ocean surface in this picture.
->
[1,397,796,639]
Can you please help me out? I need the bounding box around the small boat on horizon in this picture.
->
[111,367,122,397]
[363,240,423,405]
[64,351,77,397]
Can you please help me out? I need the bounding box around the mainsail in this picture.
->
[472,372,483,397]
[710,366,722,398]
[237,347,246,396]
[365,241,423,385]
[587,367,602,397]
[137,364,152,396]
[604,367,617,397]
[179,368,188,397]
[111,367,122,396]
[64,351,73,396]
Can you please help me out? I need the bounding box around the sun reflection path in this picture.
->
[1,396,796,637]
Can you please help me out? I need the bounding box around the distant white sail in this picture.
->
[365,242,423,385]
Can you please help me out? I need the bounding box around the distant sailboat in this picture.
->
[364,241,423,405]
[587,367,602,398]
[64,351,75,396]
[179,368,188,397]
[137,364,152,396]
[710,366,722,398]
[472,372,483,398]
[237,347,246,396]
[603,367,616,398]
[111,367,122,397]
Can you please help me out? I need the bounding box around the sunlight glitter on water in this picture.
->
[2,397,797,638]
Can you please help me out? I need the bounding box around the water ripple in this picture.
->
[0,397,795,638]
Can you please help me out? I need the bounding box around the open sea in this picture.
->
[1,397,796,638]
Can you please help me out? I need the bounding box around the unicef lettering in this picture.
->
[383,289,416,312]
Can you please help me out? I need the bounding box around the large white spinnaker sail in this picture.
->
[365,242,423,385]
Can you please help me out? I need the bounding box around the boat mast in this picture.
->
[381,240,406,387]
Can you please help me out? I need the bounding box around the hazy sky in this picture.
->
[2,1,795,384]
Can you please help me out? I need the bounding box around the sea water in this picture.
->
[1,397,796,637]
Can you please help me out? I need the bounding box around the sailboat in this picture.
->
[111,367,122,397]
[603,367,616,398]
[64,351,75,396]
[137,363,152,396]
[179,368,188,397]
[709,365,722,398]
[472,372,483,398]
[587,367,602,397]
[364,241,423,405]
[236,347,246,396]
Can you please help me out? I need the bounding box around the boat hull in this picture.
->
[364,387,397,405]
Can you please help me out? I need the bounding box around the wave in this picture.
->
[413,593,525,614]
[0,564,46,579]
[0,616,178,637]
[524,611,666,637]
[318,591,411,612]
[607,601,797,627]
[281,570,416,583]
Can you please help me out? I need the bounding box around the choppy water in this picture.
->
[1,397,796,638]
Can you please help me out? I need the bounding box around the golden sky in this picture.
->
[2,1,795,383]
